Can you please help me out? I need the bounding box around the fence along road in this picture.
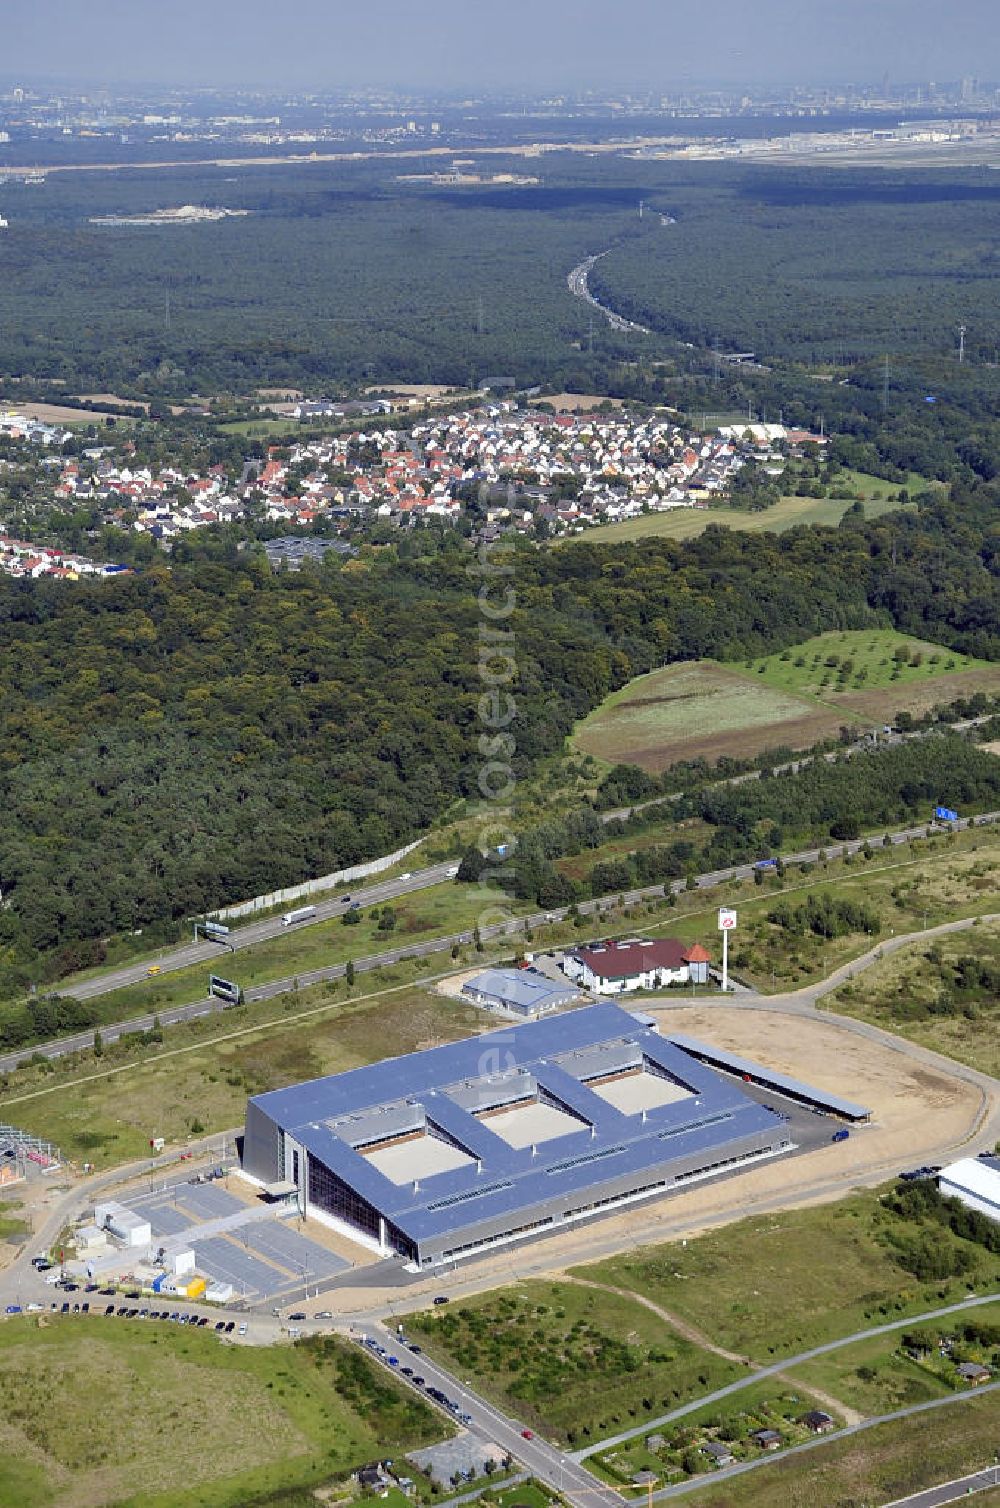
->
[56,711,998,998]
[3,811,997,1077]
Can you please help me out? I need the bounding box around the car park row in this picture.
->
[5,1302,245,1339]
[358,1334,473,1426]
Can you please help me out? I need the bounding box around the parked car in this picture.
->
[433,1296,449,1306]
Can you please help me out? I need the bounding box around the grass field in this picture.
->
[0,1198,28,1241]
[570,661,838,771]
[0,1320,443,1508]
[830,916,1000,1078]
[406,1281,741,1446]
[747,628,987,699]
[570,633,1000,772]
[574,474,920,546]
[574,1191,1000,1362]
[37,880,510,1030]
[637,826,1000,991]
[680,1392,1000,1507]
[0,981,490,1165]
[786,1329,960,1417]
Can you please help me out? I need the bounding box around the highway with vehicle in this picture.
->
[360,1318,625,1508]
[62,859,459,1002]
[2,810,996,1076]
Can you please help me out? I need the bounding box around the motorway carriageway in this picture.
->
[59,713,993,1003]
[2,811,996,1077]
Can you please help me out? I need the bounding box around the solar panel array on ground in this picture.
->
[243,1222,350,1279]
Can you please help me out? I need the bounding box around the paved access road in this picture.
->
[648,1381,1000,1502]
[364,1319,625,1508]
[883,1465,1000,1505]
[64,860,459,1002]
[4,811,996,1076]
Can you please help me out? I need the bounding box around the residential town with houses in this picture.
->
[0,399,826,577]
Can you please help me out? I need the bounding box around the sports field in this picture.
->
[571,632,1000,771]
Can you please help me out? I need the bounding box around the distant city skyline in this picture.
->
[4,0,997,93]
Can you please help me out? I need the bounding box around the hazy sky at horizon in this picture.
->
[4,0,997,93]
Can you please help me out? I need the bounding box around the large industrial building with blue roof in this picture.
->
[242,1003,796,1267]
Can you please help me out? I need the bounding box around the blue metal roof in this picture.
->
[463,968,577,1011]
[668,1033,872,1121]
[250,1004,784,1245]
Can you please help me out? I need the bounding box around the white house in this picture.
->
[563,938,711,995]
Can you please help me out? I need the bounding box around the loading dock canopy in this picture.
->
[261,1179,298,1199]
[668,1033,872,1122]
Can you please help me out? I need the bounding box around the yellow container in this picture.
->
[185,1277,207,1299]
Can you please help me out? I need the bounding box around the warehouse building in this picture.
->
[242,1003,791,1268]
[938,1156,1000,1221]
[461,967,578,1017]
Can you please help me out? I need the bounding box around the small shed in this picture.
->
[752,1428,782,1451]
[957,1361,992,1386]
[799,1410,835,1434]
[703,1442,735,1467]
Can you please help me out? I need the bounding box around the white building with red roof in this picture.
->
[563,938,712,995]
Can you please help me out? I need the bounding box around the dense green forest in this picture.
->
[2,480,1000,984]
[2,148,1000,987]
[1,156,998,397]
[590,170,1000,364]
[490,733,1000,909]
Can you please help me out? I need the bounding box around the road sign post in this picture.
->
[718,907,737,992]
[208,975,241,1006]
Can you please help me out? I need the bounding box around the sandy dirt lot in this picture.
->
[543,393,624,412]
[979,740,1000,757]
[323,1008,990,1317]
[432,967,486,1000]
[365,383,463,400]
[76,392,150,412]
[2,401,112,425]
[843,667,1000,720]
[654,1005,983,1185]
